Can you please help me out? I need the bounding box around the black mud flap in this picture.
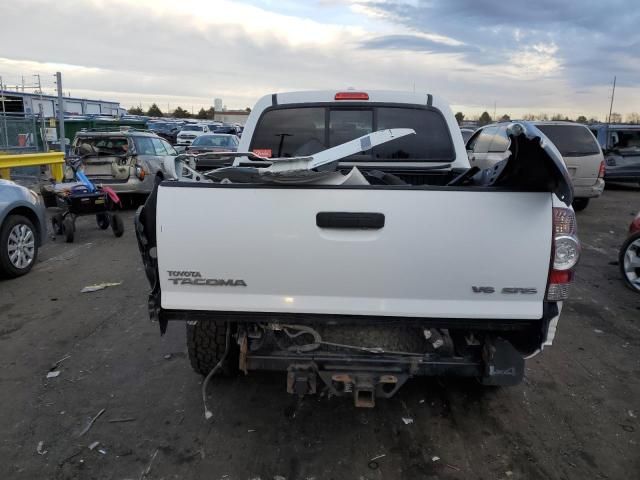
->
[134,177,167,335]
[474,122,574,206]
[480,337,525,386]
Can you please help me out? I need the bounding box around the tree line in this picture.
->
[454,111,640,126]
[126,103,251,119]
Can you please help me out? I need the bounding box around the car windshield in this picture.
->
[192,135,237,147]
[182,125,203,132]
[536,125,600,156]
[249,106,455,161]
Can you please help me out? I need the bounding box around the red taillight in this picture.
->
[630,212,640,235]
[546,207,580,301]
[549,270,573,284]
[598,160,605,178]
[335,91,369,100]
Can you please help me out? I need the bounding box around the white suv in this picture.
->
[176,124,210,146]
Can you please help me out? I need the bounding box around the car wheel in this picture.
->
[186,321,239,376]
[62,216,75,243]
[0,215,38,278]
[619,232,640,293]
[572,198,590,211]
[51,213,64,235]
[111,214,124,238]
[96,213,110,230]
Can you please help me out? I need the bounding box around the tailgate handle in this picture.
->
[316,212,385,229]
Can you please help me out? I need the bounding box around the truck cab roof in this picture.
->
[238,90,469,169]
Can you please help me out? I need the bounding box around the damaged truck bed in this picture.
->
[135,90,579,409]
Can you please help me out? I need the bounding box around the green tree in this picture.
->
[128,106,144,115]
[173,106,191,118]
[245,107,252,113]
[206,107,216,120]
[522,113,536,121]
[576,115,588,123]
[499,114,511,122]
[147,103,163,117]
[196,108,208,119]
[478,111,492,126]
[454,112,465,125]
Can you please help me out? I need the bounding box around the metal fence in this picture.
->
[0,113,44,153]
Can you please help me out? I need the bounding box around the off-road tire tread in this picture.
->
[186,321,238,376]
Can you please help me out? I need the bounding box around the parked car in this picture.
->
[176,124,210,145]
[186,134,240,171]
[619,210,640,292]
[466,121,605,211]
[460,127,475,144]
[589,124,640,184]
[136,90,579,406]
[213,124,243,136]
[72,130,178,196]
[0,179,46,278]
[147,122,180,144]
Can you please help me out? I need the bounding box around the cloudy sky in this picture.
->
[0,0,638,119]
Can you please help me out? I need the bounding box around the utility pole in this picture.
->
[34,74,47,151]
[607,76,616,124]
[55,72,66,156]
[0,76,9,149]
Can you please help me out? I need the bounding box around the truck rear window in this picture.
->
[536,125,600,157]
[250,106,455,162]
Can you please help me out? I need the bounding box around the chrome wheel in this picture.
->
[623,237,640,291]
[7,223,35,269]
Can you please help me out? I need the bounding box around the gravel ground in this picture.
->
[0,187,638,480]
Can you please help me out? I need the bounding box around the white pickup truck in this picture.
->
[135,90,580,407]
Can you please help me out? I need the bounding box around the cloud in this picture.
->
[0,0,637,118]
[356,0,640,87]
[360,34,476,54]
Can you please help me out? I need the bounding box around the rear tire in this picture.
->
[111,214,124,238]
[62,216,75,243]
[572,198,590,211]
[51,213,64,235]
[186,321,239,376]
[96,213,110,230]
[0,215,38,278]
[619,232,640,293]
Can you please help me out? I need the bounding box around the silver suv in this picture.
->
[466,121,605,211]
[0,179,47,278]
[72,130,178,197]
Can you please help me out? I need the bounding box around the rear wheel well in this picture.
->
[3,207,41,244]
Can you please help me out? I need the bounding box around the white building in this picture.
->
[0,89,120,117]
[214,98,223,111]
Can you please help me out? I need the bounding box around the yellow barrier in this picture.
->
[0,152,65,182]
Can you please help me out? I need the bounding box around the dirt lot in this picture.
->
[0,187,638,480]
